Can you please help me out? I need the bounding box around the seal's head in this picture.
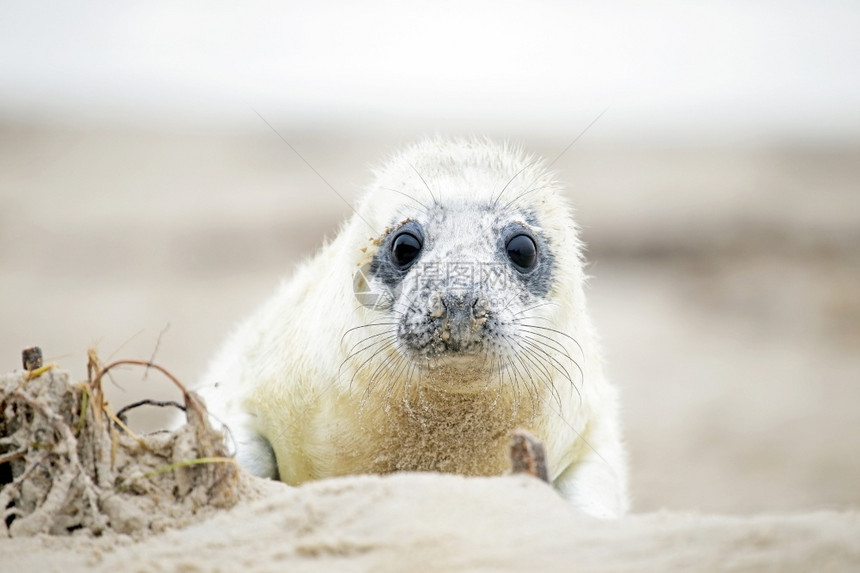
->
[350,138,586,390]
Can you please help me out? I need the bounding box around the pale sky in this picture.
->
[1,1,859,141]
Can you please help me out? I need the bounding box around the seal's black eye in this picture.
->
[391,232,422,268]
[506,234,537,272]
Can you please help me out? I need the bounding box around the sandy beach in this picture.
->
[2,125,859,569]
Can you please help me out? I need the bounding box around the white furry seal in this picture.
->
[198,138,629,518]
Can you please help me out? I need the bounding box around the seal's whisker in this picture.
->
[339,333,397,376]
[494,354,507,412]
[512,300,560,317]
[481,352,499,393]
[499,293,522,314]
[381,186,431,212]
[348,338,398,390]
[406,161,439,205]
[514,322,586,360]
[521,335,577,378]
[381,348,412,409]
[481,353,505,413]
[374,342,408,395]
[521,334,585,397]
[514,340,540,414]
[319,334,396,403]
[358,346,405,421]
[361,341,406,403]
[517,345,564,413]
[512,315,555,326]
[401,360,419,421]
[490,160,534,208]
[339,321,399,346]
[501,328,564,413]
[344,329,397,358]
[521,337,583,406]
[502,356,520,419]
[501,183,553,213]
[506,341,545,419]
[520,359,544,420]
[377,352,411,422]
[518,329,575,361]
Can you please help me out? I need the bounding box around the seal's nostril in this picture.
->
[437,292,489,326]
[428,291,445,318]
[473,298,489,318]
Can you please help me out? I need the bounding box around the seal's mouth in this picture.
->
[405,352,506,393]
[421,352,489,370]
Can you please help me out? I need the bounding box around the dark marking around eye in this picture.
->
[369,220,426,291]
[498,218,554,298]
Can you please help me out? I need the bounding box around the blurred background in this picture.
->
[2,1,858,514]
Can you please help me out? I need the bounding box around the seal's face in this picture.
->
[348,138,585,395]
[367,199,555,373]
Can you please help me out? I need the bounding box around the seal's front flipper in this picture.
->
[509,430,549,483]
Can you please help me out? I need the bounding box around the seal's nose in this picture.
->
[441,291,483,337]
[441,291,476,317]
[428,291,474,318]
[426,291,488,350]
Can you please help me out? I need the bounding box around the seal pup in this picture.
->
[198,138,629,518]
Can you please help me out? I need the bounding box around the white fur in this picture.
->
[198,138,629,518]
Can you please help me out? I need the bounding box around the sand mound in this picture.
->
[2,358,859,571]
[0,357,243,537]
[1,473,858,572]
